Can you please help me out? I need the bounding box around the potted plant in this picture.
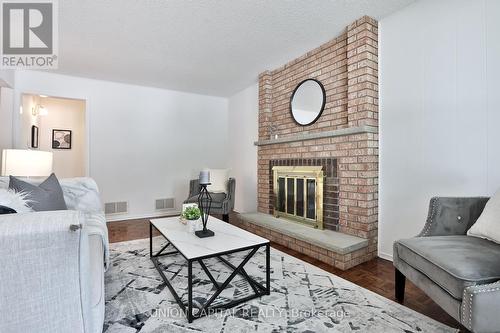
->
[182,206,201,232]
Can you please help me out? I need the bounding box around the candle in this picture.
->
[199,170,210,184]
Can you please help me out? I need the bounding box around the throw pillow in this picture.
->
[468,189,500,244]
[9,173,67,211]
[0,188,33,213]
[207,169,229,193]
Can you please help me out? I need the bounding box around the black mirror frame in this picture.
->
[289,78,326,126]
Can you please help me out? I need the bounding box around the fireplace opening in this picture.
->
[272,166,324,229]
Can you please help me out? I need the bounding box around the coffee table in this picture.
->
[149,216,270,322]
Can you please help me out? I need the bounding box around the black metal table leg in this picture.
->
[197,247,259,315]
[155,242,170,256]
[152,257,185,312]
[266,243,270,295]
[198,259,220,288]
[149,222,153,258]
[217,255,264,294]
[188,260,193,323]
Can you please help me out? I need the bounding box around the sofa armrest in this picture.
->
[0,211,90,333]
[418,197,489,237]
[60,177,102,212]
[462,281,500,332]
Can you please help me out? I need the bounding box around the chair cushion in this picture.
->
[185,193,227,209]
[395,235,500,299]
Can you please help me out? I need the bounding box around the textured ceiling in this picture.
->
[55,0,415,96]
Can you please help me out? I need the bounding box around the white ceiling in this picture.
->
[56,0,415,97]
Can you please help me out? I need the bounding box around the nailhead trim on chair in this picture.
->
[420,198,438,236]
[462,282,500,331]
[467,289,473,330]
[474,287,500,292]
[462,288,467,324]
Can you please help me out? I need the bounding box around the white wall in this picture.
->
[379,0,500,259]
[38,97,86,178]
[228,83,258,213]
[13,71,229,220]
[0,88,14,165]
[0,70,15,88]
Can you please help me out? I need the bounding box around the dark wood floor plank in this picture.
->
[107,217,468,332]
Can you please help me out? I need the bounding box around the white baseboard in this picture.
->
[378,251,393,262]
[106,210,181,222]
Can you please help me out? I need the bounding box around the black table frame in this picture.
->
[149,222,271,323]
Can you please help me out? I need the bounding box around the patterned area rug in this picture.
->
[104,237,457,333]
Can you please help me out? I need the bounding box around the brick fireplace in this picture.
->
[233,16,378,270]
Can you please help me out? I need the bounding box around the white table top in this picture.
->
[150,216,269,260]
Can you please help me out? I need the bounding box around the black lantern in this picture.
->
[196,173,215,238]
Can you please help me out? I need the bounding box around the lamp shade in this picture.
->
[1,149,53,177]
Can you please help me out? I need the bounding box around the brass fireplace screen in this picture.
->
[272,166,324,229]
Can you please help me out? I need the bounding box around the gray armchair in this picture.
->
[183,178,235,222]
[393,197,500,333]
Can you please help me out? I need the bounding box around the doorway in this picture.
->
[20,94,87,178]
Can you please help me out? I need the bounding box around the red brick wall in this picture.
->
[347,17,379,127]
[257,16,379,260]
[258,33,348,142]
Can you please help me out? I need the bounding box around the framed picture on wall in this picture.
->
[52,129,72,149]
[31,125,39,148]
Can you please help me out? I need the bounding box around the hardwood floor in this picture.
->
[107,217,468,332]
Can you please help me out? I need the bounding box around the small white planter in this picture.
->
[187,218,201,233]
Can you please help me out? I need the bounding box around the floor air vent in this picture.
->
[155,198,175,211]
[105,201,128,215]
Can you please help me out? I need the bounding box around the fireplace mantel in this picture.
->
[254,125,378,146]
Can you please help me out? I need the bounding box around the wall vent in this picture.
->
[105,201,128,215]
[155,198,175,211]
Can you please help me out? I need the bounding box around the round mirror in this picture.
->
[290,79,326,126]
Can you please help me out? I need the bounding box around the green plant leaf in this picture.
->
[182,206,201,220]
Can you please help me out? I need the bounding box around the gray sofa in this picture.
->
[0,177,108,333]
[393,197,500,333]
[184,178,235,222]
